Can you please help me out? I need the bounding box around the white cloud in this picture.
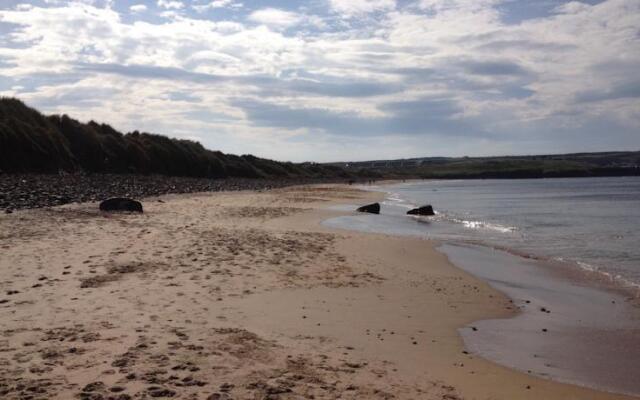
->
[193,0,241,13]
[417,0,502,12]
[129,4,147,13]
[0,0,638,161]
[157,0,184,10]
[554,1,593,15]
[248,8,302,29]
[328,0,396,16]
[204,0,233,7]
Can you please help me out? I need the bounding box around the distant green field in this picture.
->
[330,152,640,179]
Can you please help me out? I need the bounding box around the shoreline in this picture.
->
[440,243,640,397]
[358,180,640,297]
[0,184,636,399]
[393,229,640,302]
[325,183,640,396]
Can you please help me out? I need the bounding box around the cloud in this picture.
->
[576,81,640,103]
[233,98,376,134]
[554,1,594,15]
[233,95,475,138]
[473,39,577,52]
[200,0,233,8]
[74,63,227,83]
[328,0,396,16]
[129,4,147,13]
[460,60,529,76]
[74,63,400,98]
[157,0,184,10]
[248,8,303,29]
[418,0,502,12]
[193,0,242,13]
[0,0,638,161]
[281,79,403,98]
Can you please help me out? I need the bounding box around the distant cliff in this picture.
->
[0,97,358,179]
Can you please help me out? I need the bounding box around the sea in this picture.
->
[326,176,640,290]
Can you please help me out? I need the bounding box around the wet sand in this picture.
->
[442,243,640,396]
[0,185,636,399]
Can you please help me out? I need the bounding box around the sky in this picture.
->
[0,0,639,162]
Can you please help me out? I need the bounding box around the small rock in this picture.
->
[356,203,380,214]
[407,205,435,216]
[148,388,176,398]
[99,198,143,213]
[206,394,229,400]
[83,382,106,393]
[219,383,234,392]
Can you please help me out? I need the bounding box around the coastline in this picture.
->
[326,182,640,396]
[364,179,640,298]
[0,184,635,399]
[440,243,640,396]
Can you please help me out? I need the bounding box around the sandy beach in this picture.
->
[0,184,635,400]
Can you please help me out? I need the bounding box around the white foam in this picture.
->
[443,216,517,234]
[385,190,517,233]
[384,192,418,209]
[567,259,640,291]
[384,202,414,210]
[386,194,404,202]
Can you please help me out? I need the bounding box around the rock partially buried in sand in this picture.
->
[357,203,380,214]
[407,205,435,216]
[99,198,143,213]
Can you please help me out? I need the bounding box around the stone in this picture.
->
[356,202,380,214]
[82,382,106,393]
[407,205,434,216]
[99,198,143,213]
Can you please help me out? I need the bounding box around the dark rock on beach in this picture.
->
[100,198,143,213]
[357,202,380,214]
[407,205,435,216]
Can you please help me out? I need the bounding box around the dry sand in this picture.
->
[0,184,635,399]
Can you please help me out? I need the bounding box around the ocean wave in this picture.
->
[385,190,517,233]
[443,215,518,234]
[386,192,410,203]
[560,259,640,291]
[371,182,640,296]
[382,201,415,209]
[384,192,418,209]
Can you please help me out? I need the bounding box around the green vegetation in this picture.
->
[3,97,637,181]
[0,97,359,179]
[330,153,640,179]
